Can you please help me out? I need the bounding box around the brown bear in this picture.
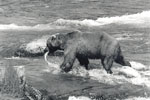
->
[44,31,131,74]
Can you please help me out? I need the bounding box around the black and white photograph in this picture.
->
[0,0,150,100]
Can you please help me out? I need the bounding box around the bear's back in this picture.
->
[73,32,119,59]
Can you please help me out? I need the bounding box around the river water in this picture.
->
[0,0,150,99]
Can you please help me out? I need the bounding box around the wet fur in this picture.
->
[46,31,131,74]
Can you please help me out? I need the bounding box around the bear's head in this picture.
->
[44,31,80,54]
[44,33,66,54]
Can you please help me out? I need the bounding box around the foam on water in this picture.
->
[67,61,150,87]
[68,94,150,100]
[117,66,141,78]
[42,57,150,87]
[130,61,147,70]
[124,97,150,100]
[4,56,29,60]
[0,23,65,31]
[0,11,149,31]
[68,96,91,100]
[4,56,22,60]
[68,96,150,100]
[54,10,150,27]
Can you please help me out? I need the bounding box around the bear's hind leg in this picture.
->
[101,57,114,74]
[77,56,89,70]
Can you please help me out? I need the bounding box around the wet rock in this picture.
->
[15,43,45,57]
[1,65,25,97]
[15,36,48,57]
[14,36,64,57]
[26,71,150,100]
[1,60,150,100]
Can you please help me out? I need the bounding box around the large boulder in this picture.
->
[15,36,48,57]
[15,35,64,57]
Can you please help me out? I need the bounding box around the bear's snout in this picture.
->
[44,47,49,53]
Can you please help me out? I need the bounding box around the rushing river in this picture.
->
[0,0,150,99]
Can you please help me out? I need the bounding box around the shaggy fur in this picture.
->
[45,31,131,74]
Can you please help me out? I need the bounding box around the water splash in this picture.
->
[44,51,60,74]
[0,11,149,31]
[66,61,150,87]
[0,23,65,31]
[4,56,29,60]
[54,10,150,27]
[68,96,91,100]
[124,97,150,100]
[118,66,141,78]
[130,61,147,70]
[68,96,150,100]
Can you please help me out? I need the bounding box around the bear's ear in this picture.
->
[51,33,60,40]
[51,35,56,40]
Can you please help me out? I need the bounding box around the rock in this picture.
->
[15,36,64,57]
[0,61,150,100]
[1,65,25,97]
[0,65,44,100]
[15,36,48,57]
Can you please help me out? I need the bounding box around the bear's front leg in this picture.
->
[60,50,76,72]
[101,56,114,74]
